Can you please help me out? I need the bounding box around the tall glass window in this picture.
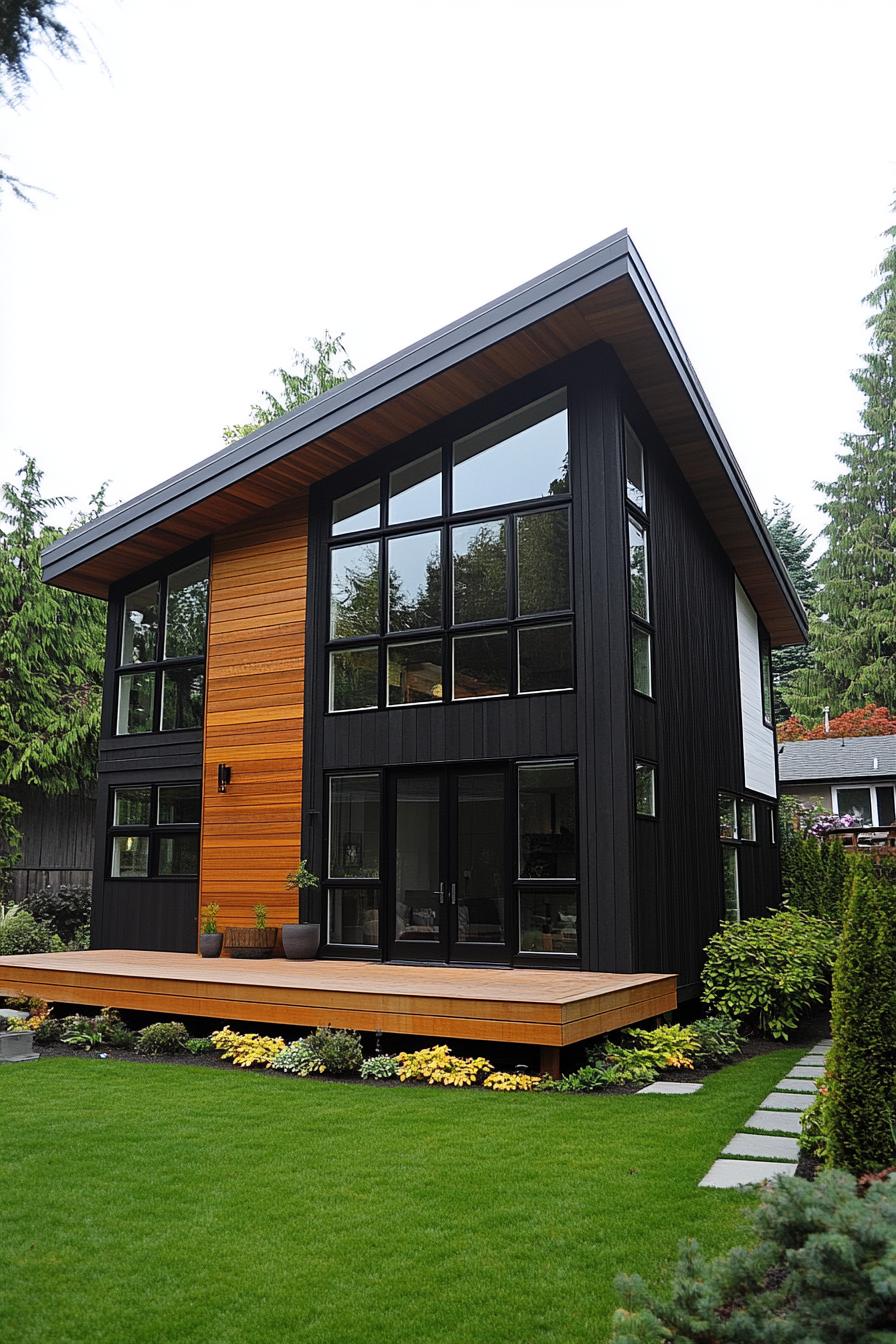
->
[517,761,578,955]
[624,420,653,697]
[325,775,382,948]
[116,558,209,735]
[326,390,574,711]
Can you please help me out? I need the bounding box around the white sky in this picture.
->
[1,0,893,546]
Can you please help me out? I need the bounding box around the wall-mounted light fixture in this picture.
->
[217,763,232,794]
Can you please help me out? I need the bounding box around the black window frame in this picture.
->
[113,552,210,737]
[515,757,580,959]
[759,627,774,728]
[623,418,654,701]
[634,759,657,819]
[324,392,575,715]
[107,782,202,881]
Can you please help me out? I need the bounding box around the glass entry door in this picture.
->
[388,767,509,964]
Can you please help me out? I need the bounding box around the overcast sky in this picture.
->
[1,0,893,545]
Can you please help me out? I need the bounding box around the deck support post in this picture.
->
[539,1046,562,1080]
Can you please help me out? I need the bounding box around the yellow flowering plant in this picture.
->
[397,1044,493,1086]
[210,1025,286,1068]
[483,1071,540,1092]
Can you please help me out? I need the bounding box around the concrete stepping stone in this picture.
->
[774,1078,817,1093]
[637,1081,703,1095]
[817,1039,833,1048]
[761,1091,813,1111]
[723,1132,800,1161]
[800,1054,827,1065]
[744,1109,803,1135]
[786,1066,825,1078]
[700,1158,796,1188]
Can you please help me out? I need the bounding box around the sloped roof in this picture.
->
[41,230,807,645]
[779,735,896,783]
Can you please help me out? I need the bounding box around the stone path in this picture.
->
[699,1039,830,1189]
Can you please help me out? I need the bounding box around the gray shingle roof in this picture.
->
[778,735,896,783]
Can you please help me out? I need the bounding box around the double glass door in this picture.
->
[389,767,508,963]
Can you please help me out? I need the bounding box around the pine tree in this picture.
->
[763,499,817,719]
[789,200,896,720]
[222,332,354,445]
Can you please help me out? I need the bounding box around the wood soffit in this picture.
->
[42,232,806,646]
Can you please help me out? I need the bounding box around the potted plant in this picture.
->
[224,904,279,959]
[199,903,223,958]
[282,861,321,959]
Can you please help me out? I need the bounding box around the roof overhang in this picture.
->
[42,230,807,646]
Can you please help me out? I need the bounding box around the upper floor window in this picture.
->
[116,558,209,735]
[624,420,652,696]
[759,629,773,727]
[326,392,573,713]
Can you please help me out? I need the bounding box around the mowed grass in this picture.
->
[1,1048,801,1344]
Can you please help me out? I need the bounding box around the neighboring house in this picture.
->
[779,736,896,827]
[37,230,805,1001]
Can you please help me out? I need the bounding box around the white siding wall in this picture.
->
[735,578,777,798]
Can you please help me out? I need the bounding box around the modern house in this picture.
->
[779,736,896,827]
[0,232,806,1065]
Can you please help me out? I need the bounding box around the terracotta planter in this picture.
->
[282,923,320,960]
[0,1029,39,1063]
[199,932,224,958]
[224,926,279,959]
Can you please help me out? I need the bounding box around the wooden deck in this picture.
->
[0,951,677,1072]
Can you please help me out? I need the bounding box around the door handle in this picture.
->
[450,883,457,905]
[433,882,445,904]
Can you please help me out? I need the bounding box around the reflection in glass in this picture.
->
[117,671,156,734]
[718,794,738,840]
[329,646,378,712]
[110,834,149,878]
[519,763,577,879]
[387,531,441,631]
[632,625,652,695]
[628,517,649,620]
[517,509,570,615]
[328,888,380,945]
[518,622,573,694]
[452,391,569,514]
[332,481,380,536]
[456,772,505,944]
[164,560,209,659]
[158,834,199,877]
[120,582,159,664]
[394,772,441,942]
[389,450,442,526]
[635,762,655,817]
[161,665,204,730]
[836,788,873,825]
[158,784,201,826]
[722,846,740,921]
[519,891,578,954]
[738,799,755,841]
[453,631,509,700]
[113,787,151,826]
[625,422,646,512]
[387,640,443,705]
[329,775,381,879]
[877,786,896,827]
[330,542,380,638]
[452,520,506,624]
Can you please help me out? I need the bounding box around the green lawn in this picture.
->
[1,1048,801,1344]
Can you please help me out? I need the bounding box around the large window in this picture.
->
[116,558,209,735]
[624,421,653,696]
[108,783,201,878]
[517,761,578,954]
[326,392,574,712]
[832,784,896,828]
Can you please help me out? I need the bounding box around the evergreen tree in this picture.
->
[789,200,896,720]
[0,456,107,885]
[223,332,354,445]
[763,498,817,719]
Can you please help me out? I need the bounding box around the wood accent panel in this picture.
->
[0,950,676,1048]
[199,499,307,939]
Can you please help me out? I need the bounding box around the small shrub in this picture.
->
[200,904,220,935]
[625,1023,700,1069]
[359,1053,399,1080]
[611,1171,896,1343]
[800,1088,829,1160]
[397,1045,493,1087]
[0,903,52,955]
[210,1025,286,1068]
[303,1026,363,1075]
[701,907,837,1038]
[270,1038,326,1076]
[483,1071,539,1091]
[689,1014,744,1065]
[61,1016,105,1050]
[33,1014,63,1043]
[253,903,267,930]
[136,1020,190,1056]
[553,1064,615,1093]
[19,883,91,943]
[825,866,896,1174]
[587,1043,660,1085]
[65,924,91,951]
[185,1036,213,1055]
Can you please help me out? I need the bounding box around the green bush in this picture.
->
[269,1038,324,1077]
[825,866,896,1174]
[185,1036,213,1055]
[782,831,857,924]
[33,1013,63,1043]
[303,1026,362,1075]
[800,1091,828,1160]
[611,1170,896,1343]
[0,903,52,955]
[580,1045,660,1087]
[625,1024,700,1069]
[702,907,837,1038]
[689,1014,744,1065]
[136,1020,190,1055]
[359,1054,399,1080]
[20,884,91,944]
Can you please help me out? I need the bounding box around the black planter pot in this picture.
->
[282,923,321,960]
[199,932,224,958]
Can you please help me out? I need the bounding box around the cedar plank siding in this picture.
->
[199,497,308,933]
